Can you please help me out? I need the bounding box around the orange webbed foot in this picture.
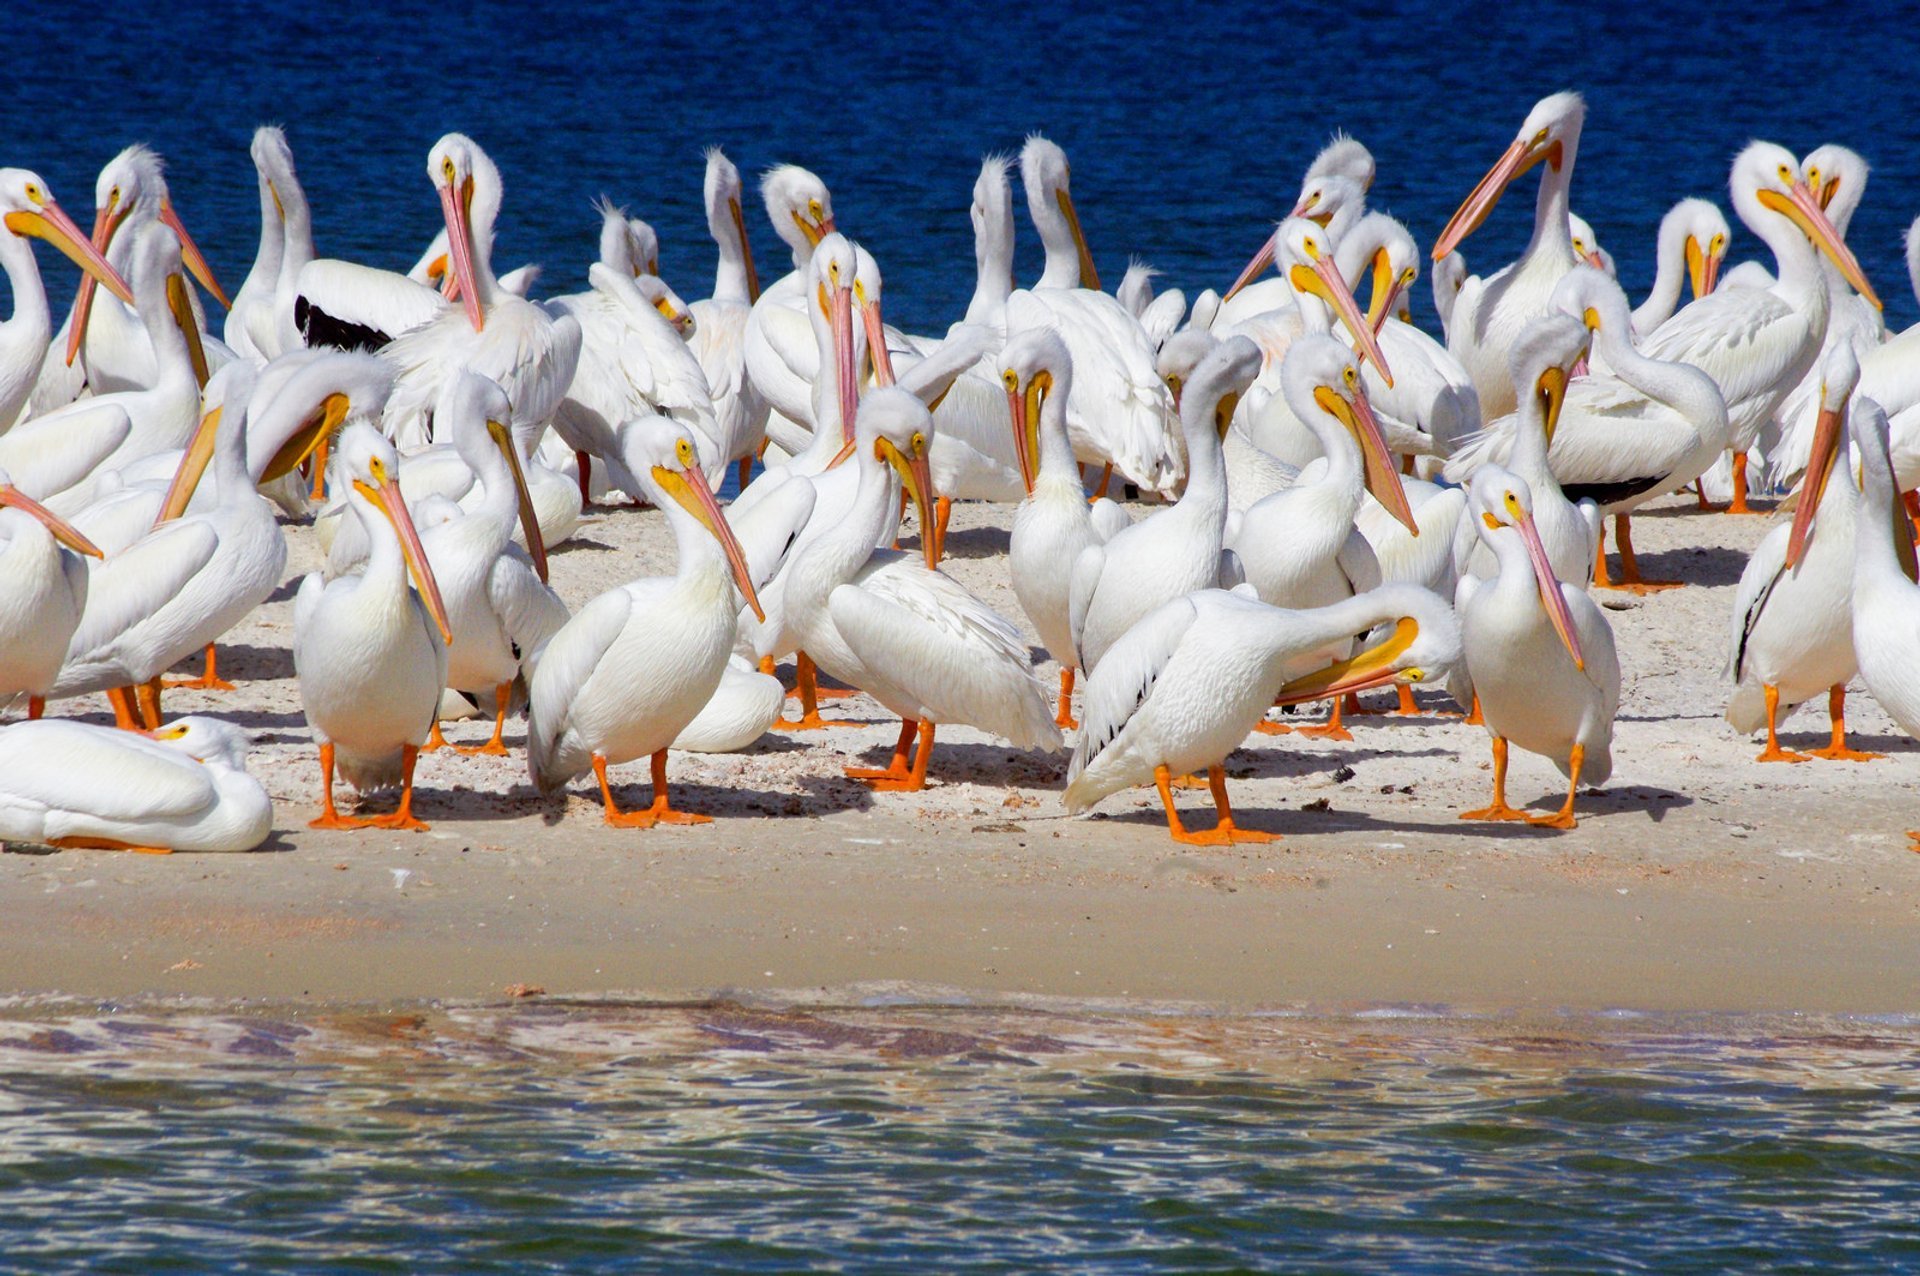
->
[1806,746,1884,762]
[452,741,513,757]
[1526,811,1578,830]
[1251,719,1293,735]
[1755,746,1810,764]
[1295,723,1354,742]
[1171,822,1280,845]
[366,812,431,832]
[164,674,238,692]
[771,712,836,732]
[1459,804,1530,822]
[309,812,379,831]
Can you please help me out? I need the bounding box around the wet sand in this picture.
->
[3,492,1916,1014]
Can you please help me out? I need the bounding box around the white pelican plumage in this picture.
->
[404,372,569,757]
[1431,91,1587,420]
[1448,268,1728,591]
[740,164,835,445]
[672,655,785,754]
[1155,330,1295,514]
[0,472,101,714]
[1069,337,1263,675]
[374,135,581,449]
[1629,198,1730,336]
[1566,213,1612,275]
[294,424,453,830]
[1726,347,1877,763]
[37,143,228,408]
[226,126,309,362]
[1217,156,1370,327]
[1850,397,1920,846]
[1455,467,1620,828]
[1002,328,1129,730]
[1007,136,1180,495]
[48,360,285,727]
[527,417,764,825]
[0,716,270,854]
[1064,583,1456,843]
[1640,141,1879,514]
[688,149,769,488]
[782,388,1062,790]
[0,171,134,430]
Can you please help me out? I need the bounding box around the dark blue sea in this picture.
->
[7,2,1920,1268]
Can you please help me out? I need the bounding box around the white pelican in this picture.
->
[1850,397,1920,846]
[1064,582,1456,843]
[48,360,285,727]
[0,171,134,430]
[0,471,101,716]
[375,135,581,449]
[1432,251,1467,340]
[781,388,1061,789]
[1002,328,1128,729]
[1640,141,1879,514]
[1453,314,1597,586]
[1007,136,1180,496]
[1726,347,1877,762]
[1629,198,1730,336]
[1566,212,1612,275]
[527,417,764,825]
[672,655,785,753]
[1218,163,1369,327]
[740,164,835,446]
[688,149,769,489]
[1431,91,1587,420]
[1455,467,1619,828]
[38,143,228,407]
[1156,330,1295,513]
[294,424,453,830]
[1069,337,1263,675]
[0,716,270,854]
[414,373,569,756]
[1448,268,1728,591]
[227,126,293,362]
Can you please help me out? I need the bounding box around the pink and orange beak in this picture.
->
[355,474,454,644]
[1318,380,1417,535]
[1004,372,1046,495]
[438,174,485,331]
[155,404,224,526]
[1273,617,1421,705]
[1758,180,1880,310]
[657,460,764,621]
[1684,236,1721,299]
[159,199,229,309]
[0,484,104,557]
[1432,133,1562,262]
[1787,400,1846,569]
[1496,501,1584,670]
[827,279,859,452]
[34,195,135,369]
[879,434,940,569]
[1292,250,1394,387]
[730,195,760,303]
[1222,231,1275,303]
[859,285,896,388]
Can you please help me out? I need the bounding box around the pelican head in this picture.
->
[761,164,835,268]
[0,169,132,302]
[148,716,253,772]
[90,143,228,307]
[1179,334,1261,452]
[591,196,640,276]
[704,147,757,301]
[0,466,103,558]
[623,416,763,621]
[1274,218,1394,384]
[1000,327,1074,494]
[1470,466,1584,669]
[1347,211,1421,331]
[1802,143,1869,233]
[1549,264,1633,339]
[1300,133,1375,202]
[631,271,695,336]
[249,126,298,225]
[1663,197,1731,299]
[1509,312,1589,448]
[253,351,393,485]
[1283,334,1417,534]
[1155,329,1218,415]
[125,221,210,389]
[337,423,453,644]
[851,243,894,388]
[1225,176,1364,301]
[1274,584,1462,705]
[1567,212,1611,273]
[158,359,258,522]
[1850,394,1918,582]
[427,132,501,331]
[1020,135,1099,290]
[1731,140,1879,309]
[808,234,861,447]
[970,156,1016,284]
[1432,90,1585,261]
[1787,342,1862,568]
[859,388,940,570]
[444,371,547,581]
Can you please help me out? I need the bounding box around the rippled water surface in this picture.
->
[2,998,1918,1271]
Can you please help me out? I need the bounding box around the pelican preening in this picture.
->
[11,105,1920,858]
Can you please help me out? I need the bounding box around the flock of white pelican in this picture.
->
[2,91,1919,854]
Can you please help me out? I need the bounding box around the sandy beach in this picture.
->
[3,492,1915,1014]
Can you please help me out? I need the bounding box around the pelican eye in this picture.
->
[1166,373,1183,395]
[807,197,823,221]
[910,431,927,456]
[23,183,41,203]
[1572,237,1586,254]
[1300,192,1319,209]
[854,281,867,304]
[369,458,387,482]
[1710,234,1725,253]
[1001,369,1019,391]
[1403,668,1424,683]
[828,262,840,284]
[1343,366,1357,389]
[1533,128,1550,146]
[1302,237,1318,257]
[1777,164,1794,183]
[676,437,695,466]
[1807,167,1821,186]
[1399,267,1416,285]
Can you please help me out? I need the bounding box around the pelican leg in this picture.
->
[773,653,838,731]
[1694,479,1712,511]
[1460,737,1529,821]
[1904,491,1920,543]
[136,677,163,730]
[367,745,431,831]
[308,433,330,502]
[309,741,377,830]
[1055,667,1079,730]
[165,644,238,692]
[1155,764,1277,845]
[423,719,450,751]
[1463,692,1484,726]
[106,687,144,732]
[1724,451,1763,515]
[1090,463,1114,503]
[576,450,594,509]
[931,496,952,565]
[1295,696,1354,741]
[1394,685,1420,716]
[737,455,754,492]
[595,750,713,828]
[1806,685,1884,762]
[1597,515,1682,593]
[1342,691,1383,717]
[46,836,171,855]
[27,696,43,721]
[453,683,514,756]
[1528,743,1585,830]
[1756,684,1810,763]
[845,719,917,781]
[849,721,936,791]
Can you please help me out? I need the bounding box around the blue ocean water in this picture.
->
[6,1,1917,336]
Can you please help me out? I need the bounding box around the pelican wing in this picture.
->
[294,260,445,352]
[1089,499,1133,543]
[0,403,133,501]
[1726,525,1790,684]
[1067,593,1199,787]
[1066,542,1107,668]
[489,552,571,663]
[67,521,220,658]
[1641,287,1812,410]
[525,585,633,789]
[0,723,213,822]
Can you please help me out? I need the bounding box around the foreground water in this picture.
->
[2,995,1916,1271]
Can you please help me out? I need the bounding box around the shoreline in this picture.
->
[3,493,1918,1016]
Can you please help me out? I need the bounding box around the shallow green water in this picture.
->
[0,998,1916,1271]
